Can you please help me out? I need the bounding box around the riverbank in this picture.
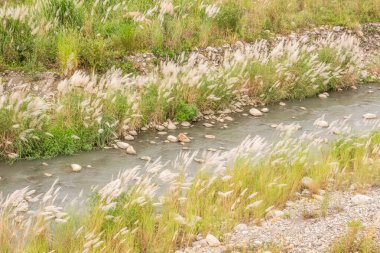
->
[1,27,379,161]
[1,124,380,252]
[1,0,379,74]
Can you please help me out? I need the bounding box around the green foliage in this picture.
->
[215,2,242,32]
[43,0,83,28]
[174,102,198,122]
[0,19,34,65]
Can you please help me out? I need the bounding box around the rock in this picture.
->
[206,234,221,247]
[301,176,314,190]
[156,125,165,131]
[157,131,167,135]
[42,162,48,166]
[71,164,82,172]
[140,156,151,161]
[234,223,248,232]
[314,120,329,128]
[363,113,377,119]
[7,153,18,159]
[203,123,213,128]
[178,133,190,143]
[279,102,286,106]
[266,209,285,219]
[181,121,191,127]
[44,173,52,177]
[167,135,178,143]
[116,141,130,149]
[225,116,233,121]
[194,158,205,163]
[318,93,328,99]
[205,135,215,139]
[351,194,372,205]
[261,108,269,113]
[249,108,263,117]
[124,134,135,141]
[126,146,137,155]
[167,120,177,130]
[129,130,138,136]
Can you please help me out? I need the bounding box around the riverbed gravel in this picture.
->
[177,188,380,253]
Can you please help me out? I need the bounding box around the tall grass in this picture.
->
[0,0,379,72]
[0,33,365,160]
[1,128,379,252]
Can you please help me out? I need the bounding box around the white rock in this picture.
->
[249,108,263,117]
[7,153,18,159]
[71,164,82,172]
[234,223,248,232]
[261,108,269,113]
[363,113,377,119]
[167,120,177,130]
[314,120,329,128]
[181,121,191,127]
[44,173,52,177]
[156,125,165,131]
[129,130,138,136]
[351,194,372,205]
[126,146,137,155]
[206,234,220,247]
[205,135,215,139]
[124,135,135,141]
[301,176,314,190]
[279,102,286,106]
[167,135,178,143]
[203,123,213,128]
[224,116,233,121]
[266,210,284,219]
[116,141,130,149]
[140,156,151,161]
[318,93,328,99]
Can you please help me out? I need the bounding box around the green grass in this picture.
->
[0,0,379,73]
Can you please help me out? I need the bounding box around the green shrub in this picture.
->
[174,102,198,122]
[215,2,242,32]
[0,19,34,65]
[57,30,80,75]
[43,0,83,28]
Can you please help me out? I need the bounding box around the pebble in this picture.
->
[205,135,215,139]
[167,135,179,143]
[301,176,314,190]
[203,123,213,128]
[71,164,82,172]
[44,173,52,177]
[178,133,190,143]
[234,224,248,232]
[181,121,191,127]
[140,156,151,161]
[157,131,168,135]
[129,130,138,136]
[318,93,328,99]
[167,120,177,130]
[116,141,129,149]
[279,102,286,106]
[42,162,48,166]
[126,146,137,155]
[363,113,377,119]
[194,158,205,163]
[314,120,329,128]
[249,108,263,117]
[261,108,269,113]
[351,194,372,205]
[124,135,135,141]
[156,125,165,131]
[205,234,220,247]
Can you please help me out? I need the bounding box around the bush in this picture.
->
[174,102,198,122]
[215,2,242,32]
[43,0,83,28]
[57,31,79,75]
[0,19,34,65]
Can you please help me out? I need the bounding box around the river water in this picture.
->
[1,84,379,199]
